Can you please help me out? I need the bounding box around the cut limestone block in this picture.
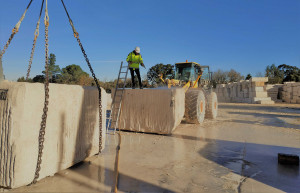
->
[291,99,297,104]
[106,93,112,110]
[252,97,273,102]
[250,91,268,98]
[250,77,268,82]
[256,100,275,104]
[114,88,185,134]
[251,81,265,87]
[251,87,265,92]
[0,81,107,188]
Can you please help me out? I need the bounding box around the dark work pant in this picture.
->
[129,68,142,88]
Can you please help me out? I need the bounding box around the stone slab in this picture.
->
[250,77,268,82]
[291,99,297,104]
[252,97,272,102]
[251,87,264,92]
[250,91,268,98]
[114,88,185,134]
[256,100,275,104]
[0,81,107,188]
[251,82,265,87]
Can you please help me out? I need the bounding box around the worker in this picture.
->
[126,46,145,89]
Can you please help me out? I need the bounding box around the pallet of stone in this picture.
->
[0,81,107,188]
[112,88,185,134]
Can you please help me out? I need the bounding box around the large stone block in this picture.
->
[250,77,268,82]
[251,86,265,92]
[252,97,272,102]
[256,100,275,104]
[250,91,268,98]
[251,81,265,87]
[114,88,185,134]
[0,81,107,188]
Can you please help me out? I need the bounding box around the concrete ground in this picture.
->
[4,103,300,193]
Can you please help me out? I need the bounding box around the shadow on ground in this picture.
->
[219,104,300,112]
[171,133,300,193]
[61,161,175,193]
[227,111,300,129]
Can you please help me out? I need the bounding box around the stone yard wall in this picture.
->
[282,82,300,104]
[216,77,274,104]
[0,81,107,188]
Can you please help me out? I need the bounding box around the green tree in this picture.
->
[58,64,89,84]
[227,69,244,82]
[17,76,33,82]
[212,69,228,84]
[265,64,284,84]
[147,63,174,86]
[42,53,61,82]
[32,75,45,83]
[245,74,252,80]
[278,64,300,82]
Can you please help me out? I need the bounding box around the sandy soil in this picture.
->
[3,103,300,193]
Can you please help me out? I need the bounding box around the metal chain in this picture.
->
[32,0,50,184]
[61,0,102,153]
[26,0,45,80]
[76,37,103,154]
[0,33,16,59]
[26,38,38,80]
[0,0,33,59]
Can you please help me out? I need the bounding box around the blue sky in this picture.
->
[1,0,300,81]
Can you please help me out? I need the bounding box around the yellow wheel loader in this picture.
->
[159,61,218,123]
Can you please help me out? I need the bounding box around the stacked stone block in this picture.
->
[282,82,300,104]
[265,84,283,102]
[215,77,274,104]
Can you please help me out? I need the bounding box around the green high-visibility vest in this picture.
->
[126,51,143,69]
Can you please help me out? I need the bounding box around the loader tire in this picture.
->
[205,92,218,119]
[185,89,206,124]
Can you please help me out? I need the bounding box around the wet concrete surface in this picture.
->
[3,103,300,192]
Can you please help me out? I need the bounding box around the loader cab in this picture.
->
[175,62,201,82]
[175,62,213,87]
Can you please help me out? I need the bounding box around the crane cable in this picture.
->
[0,0,34,58]
[60,0,103,154]
[26,0,45,80]
[31,0,50,184]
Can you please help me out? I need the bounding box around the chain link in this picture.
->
[76,37,103,154]
[26,37,38,80]
[61,0,103,153]
[31,10,50,185]
[0,32,16,59]
[26,0,44,80]
[0,0,33,59]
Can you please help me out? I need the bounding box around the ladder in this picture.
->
[107,61,129,133]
